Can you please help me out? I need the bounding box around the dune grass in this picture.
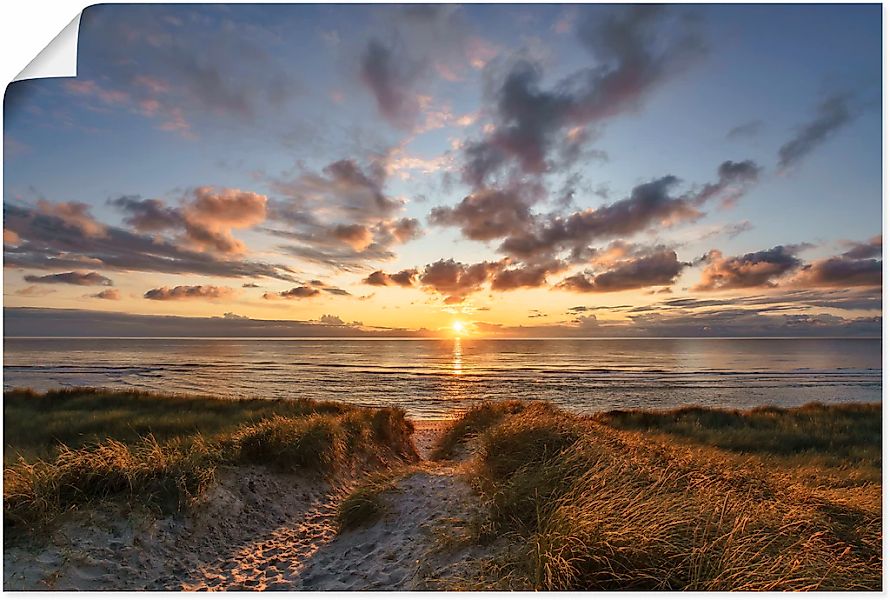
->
[4,387,344,464]
[336,466,420,532]
[4,389,417,533]
[448,401,881,591]
[430,400,525,460]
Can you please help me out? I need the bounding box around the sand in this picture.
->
[4,419,498,591]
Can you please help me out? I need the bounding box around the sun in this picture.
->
[451,320,467,336]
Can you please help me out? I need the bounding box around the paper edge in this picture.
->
[13,12,82,82]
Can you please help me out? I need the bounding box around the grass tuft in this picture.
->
[445,401,881,591]
[431,400,525,460]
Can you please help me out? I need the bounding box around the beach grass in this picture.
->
[446,401,881,591]
[4,387,345,463]
[3,389,417,532]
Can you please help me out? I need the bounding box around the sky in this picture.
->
[2,3,883,337]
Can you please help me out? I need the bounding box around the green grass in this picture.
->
[336,466,419,532]
[445,401,881,591]
[430,400,525,460]
[600,402,881,471]
[4,389,418,533]
[4,387,344,463]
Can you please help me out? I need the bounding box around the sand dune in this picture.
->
[4,420,490,591]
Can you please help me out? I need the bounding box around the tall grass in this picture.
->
[456,401,881,591]
[431,400,525,460]
[4,387,344,463]
[4,390,417,532]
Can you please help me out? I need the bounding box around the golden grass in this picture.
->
[450,401,881,591]
[4,390,418,533]
[4,387,345,463]
[336,465,420,532]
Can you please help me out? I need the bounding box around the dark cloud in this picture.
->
[418,258,501,304]
[144,285,235,301]
[363,268,418,287]
[778,94,856,171]
[266,159,420,270]
[242,282,261,288]
[359,39,423,128]
[92,288,121,300]
[3,307,424,338]
[557,247,686,293]
[694,245,804,290]
[644,288,881,313]
[66,4,303,137]
[5,203,297,282]
[110,196,181,231]
[323,287,351,296]
[6,306,879,339]
[429,186,537,241]
[319,314,345,326]
[24,271,113,286]
[490,260,565,291]
[795,256,882,289]
[841,234,882,260]
[499,175,698,261]
[462,6,704,185]
[264,286,321,300]
[726,120,763,140]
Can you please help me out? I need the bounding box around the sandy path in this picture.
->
[4,418,494,591]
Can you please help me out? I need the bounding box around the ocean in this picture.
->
[3,337,881,419]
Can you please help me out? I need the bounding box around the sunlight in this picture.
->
[451,320,467,336]
[451,337,463,376]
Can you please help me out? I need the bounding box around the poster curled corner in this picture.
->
[14,12,82,82]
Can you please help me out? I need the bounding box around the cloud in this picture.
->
[429,186,537,241]
[266,158,421,270]
[726,120,763,140]
[5,203,297,282]
[642,288,881,313]
[841,234,882,260]
[180,187,267,254]
[696,237,882,292]
[794,257,882,288]
[359,39,423,128]
[92,288,121,300]
[323,286,351,296]
[24,271,113,286]
[694,245,805,290]
[319,314,345,325]
[111,196,181,231]
[60,6,303,137]
[778,94,856,171]
[426,161,759,274]
[363,268,418,287]
[418,259,502,304]
[6,306,879,339]
[112,187,268,255]
[36,200,107,237]
[461,6,704,185]
[263,286,321,300]
[490,260,565,291]
[557,247,686,293]
[144,285,236,300]
[498,172,709,262]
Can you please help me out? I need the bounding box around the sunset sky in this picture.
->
[3,4,882,337]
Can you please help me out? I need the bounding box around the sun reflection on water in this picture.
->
[452,337,462,376]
